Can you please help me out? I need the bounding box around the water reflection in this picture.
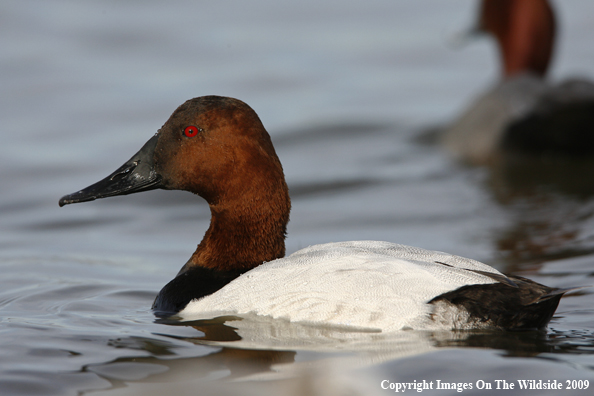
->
[82,315,594,394]
[487,155,594,201]
[483,154,594,270]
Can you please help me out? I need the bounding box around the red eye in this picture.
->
[184,125,199,137]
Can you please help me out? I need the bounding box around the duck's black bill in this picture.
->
[59,134,162,207]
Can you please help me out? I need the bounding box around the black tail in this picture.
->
[429,276,583,331]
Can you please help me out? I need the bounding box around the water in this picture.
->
[2,1,594,395]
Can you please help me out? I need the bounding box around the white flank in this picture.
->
[179,241,503,332]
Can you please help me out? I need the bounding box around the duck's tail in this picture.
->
[429,276,586,331]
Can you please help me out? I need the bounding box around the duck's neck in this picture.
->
[181,183,290,275]
[480,0,555,78]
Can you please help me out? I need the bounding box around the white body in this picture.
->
[179,241,504,332]
[443,74,594,164]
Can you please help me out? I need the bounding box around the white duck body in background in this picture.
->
[444,0,594,165]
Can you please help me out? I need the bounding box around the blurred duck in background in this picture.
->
[443,0,594,166]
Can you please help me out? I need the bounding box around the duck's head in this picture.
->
[59,96,288,208]
[60,96,291,271]
[478,0,556,78]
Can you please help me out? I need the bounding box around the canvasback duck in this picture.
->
[443,0,594,165]
[60,96,575,331]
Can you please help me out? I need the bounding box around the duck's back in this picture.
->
[443,74,547,164]
[179,241,505,331]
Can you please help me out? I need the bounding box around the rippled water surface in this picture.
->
[2,1,594,395]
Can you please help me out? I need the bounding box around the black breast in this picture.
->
[152,266,243,317]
